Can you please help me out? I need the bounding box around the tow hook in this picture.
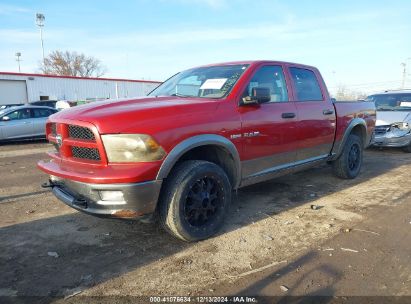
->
[41,181,55,188]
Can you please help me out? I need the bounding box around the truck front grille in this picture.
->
[374,125,391,135]
[71,146,101,161]
[68,125,95,141]
[49,122,104,163]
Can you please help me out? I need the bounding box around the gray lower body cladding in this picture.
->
[47,175,162,218]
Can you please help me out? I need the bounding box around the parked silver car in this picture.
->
[0,105,58,141]
[367,90,411,152]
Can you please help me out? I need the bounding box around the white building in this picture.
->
[0,72,161,105]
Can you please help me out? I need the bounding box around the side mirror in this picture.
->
[2,116,10,121]
[242,87,271,105]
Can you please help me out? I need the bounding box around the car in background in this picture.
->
[55,100,74,111]
[366,90,411,152]
[30,100,58,108]
[0,104,23,110]
[30,100,75,111]
[0,105,58,141]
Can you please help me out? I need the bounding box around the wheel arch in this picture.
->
[156,134,241,189]
[331,118,367,160]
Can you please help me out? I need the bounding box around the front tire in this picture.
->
[333,134,363,179]
[158,160,231,242]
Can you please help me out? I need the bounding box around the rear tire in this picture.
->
[333,134,363,179]
[158,160,231,242]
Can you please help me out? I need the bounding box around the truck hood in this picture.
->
[52,96,220,134]
[376,111,411,125]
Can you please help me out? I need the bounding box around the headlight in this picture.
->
[391,122,410,131]
[101,134,166,162]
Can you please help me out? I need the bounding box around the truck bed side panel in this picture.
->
[333,101,376,151]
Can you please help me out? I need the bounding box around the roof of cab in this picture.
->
[371,89,411,95]
[195,60,317,70]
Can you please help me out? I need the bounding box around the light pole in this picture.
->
[35,13,45,67]
[15,52,22,72]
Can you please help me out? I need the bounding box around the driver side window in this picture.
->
[243,65,289,102]
[7,109,31,120]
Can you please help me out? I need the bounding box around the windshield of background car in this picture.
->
[149,64,249,99]
[366,93,411,111]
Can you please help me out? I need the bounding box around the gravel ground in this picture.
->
[0,142,410,301]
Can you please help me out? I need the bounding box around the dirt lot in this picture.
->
[0,141,410,301]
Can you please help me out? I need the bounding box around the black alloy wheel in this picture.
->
[158,160,231,242]
[184,176,223,227]
[348,143,361,171]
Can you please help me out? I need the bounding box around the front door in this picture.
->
[239,65,299,179]
[0,108,33,139]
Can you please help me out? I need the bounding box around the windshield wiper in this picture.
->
[377,107,394,111]
[170,93,191,98]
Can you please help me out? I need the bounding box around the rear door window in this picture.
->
[32,108,54,118]
[289,67,323,101]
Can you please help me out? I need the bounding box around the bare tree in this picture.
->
[40,50,106,77]
[333,84,367,101]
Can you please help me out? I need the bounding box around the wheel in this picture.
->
[332,134,363,179]
[402,143,411,153]
[158,160,231,242]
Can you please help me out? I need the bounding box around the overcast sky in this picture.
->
[1,0,410,94]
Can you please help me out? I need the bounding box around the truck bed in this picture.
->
[333,101,376,147]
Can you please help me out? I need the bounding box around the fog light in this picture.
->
[99,190,124,201]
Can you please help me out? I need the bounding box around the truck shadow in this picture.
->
[231,250,342,303]
[0,190,49,203]
[0,139,48,146]
[0,212,188,298]
[219,148,411,236]
[0,149,410,299]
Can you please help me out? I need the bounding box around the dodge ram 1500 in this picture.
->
[38,61,376,241]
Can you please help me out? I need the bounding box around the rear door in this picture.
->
[31,107,56,136]
[239,64,299,179]
[287,66,336,161]
[0,108,33,139]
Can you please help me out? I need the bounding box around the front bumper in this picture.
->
[45,176,162,219]
[372,132,411,148]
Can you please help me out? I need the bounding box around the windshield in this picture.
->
[366,93,411,111]
[149,64,249,99]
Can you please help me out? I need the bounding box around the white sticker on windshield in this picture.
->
[200,78,228,90]
[400,101,411,107]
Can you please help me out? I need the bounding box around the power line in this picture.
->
[328,80,401,90]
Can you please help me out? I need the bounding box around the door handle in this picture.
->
[281,112,296,119]
[23,121,30,124]
[323,109,334,115]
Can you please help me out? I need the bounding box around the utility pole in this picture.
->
[15,52,22,73]
[401,57,411,89]
[401,62,407,89]
[35,13,46,68]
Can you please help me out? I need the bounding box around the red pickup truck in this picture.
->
[38,61,376,241]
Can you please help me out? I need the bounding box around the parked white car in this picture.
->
[55,100,71,111]
[366,90,411,152]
